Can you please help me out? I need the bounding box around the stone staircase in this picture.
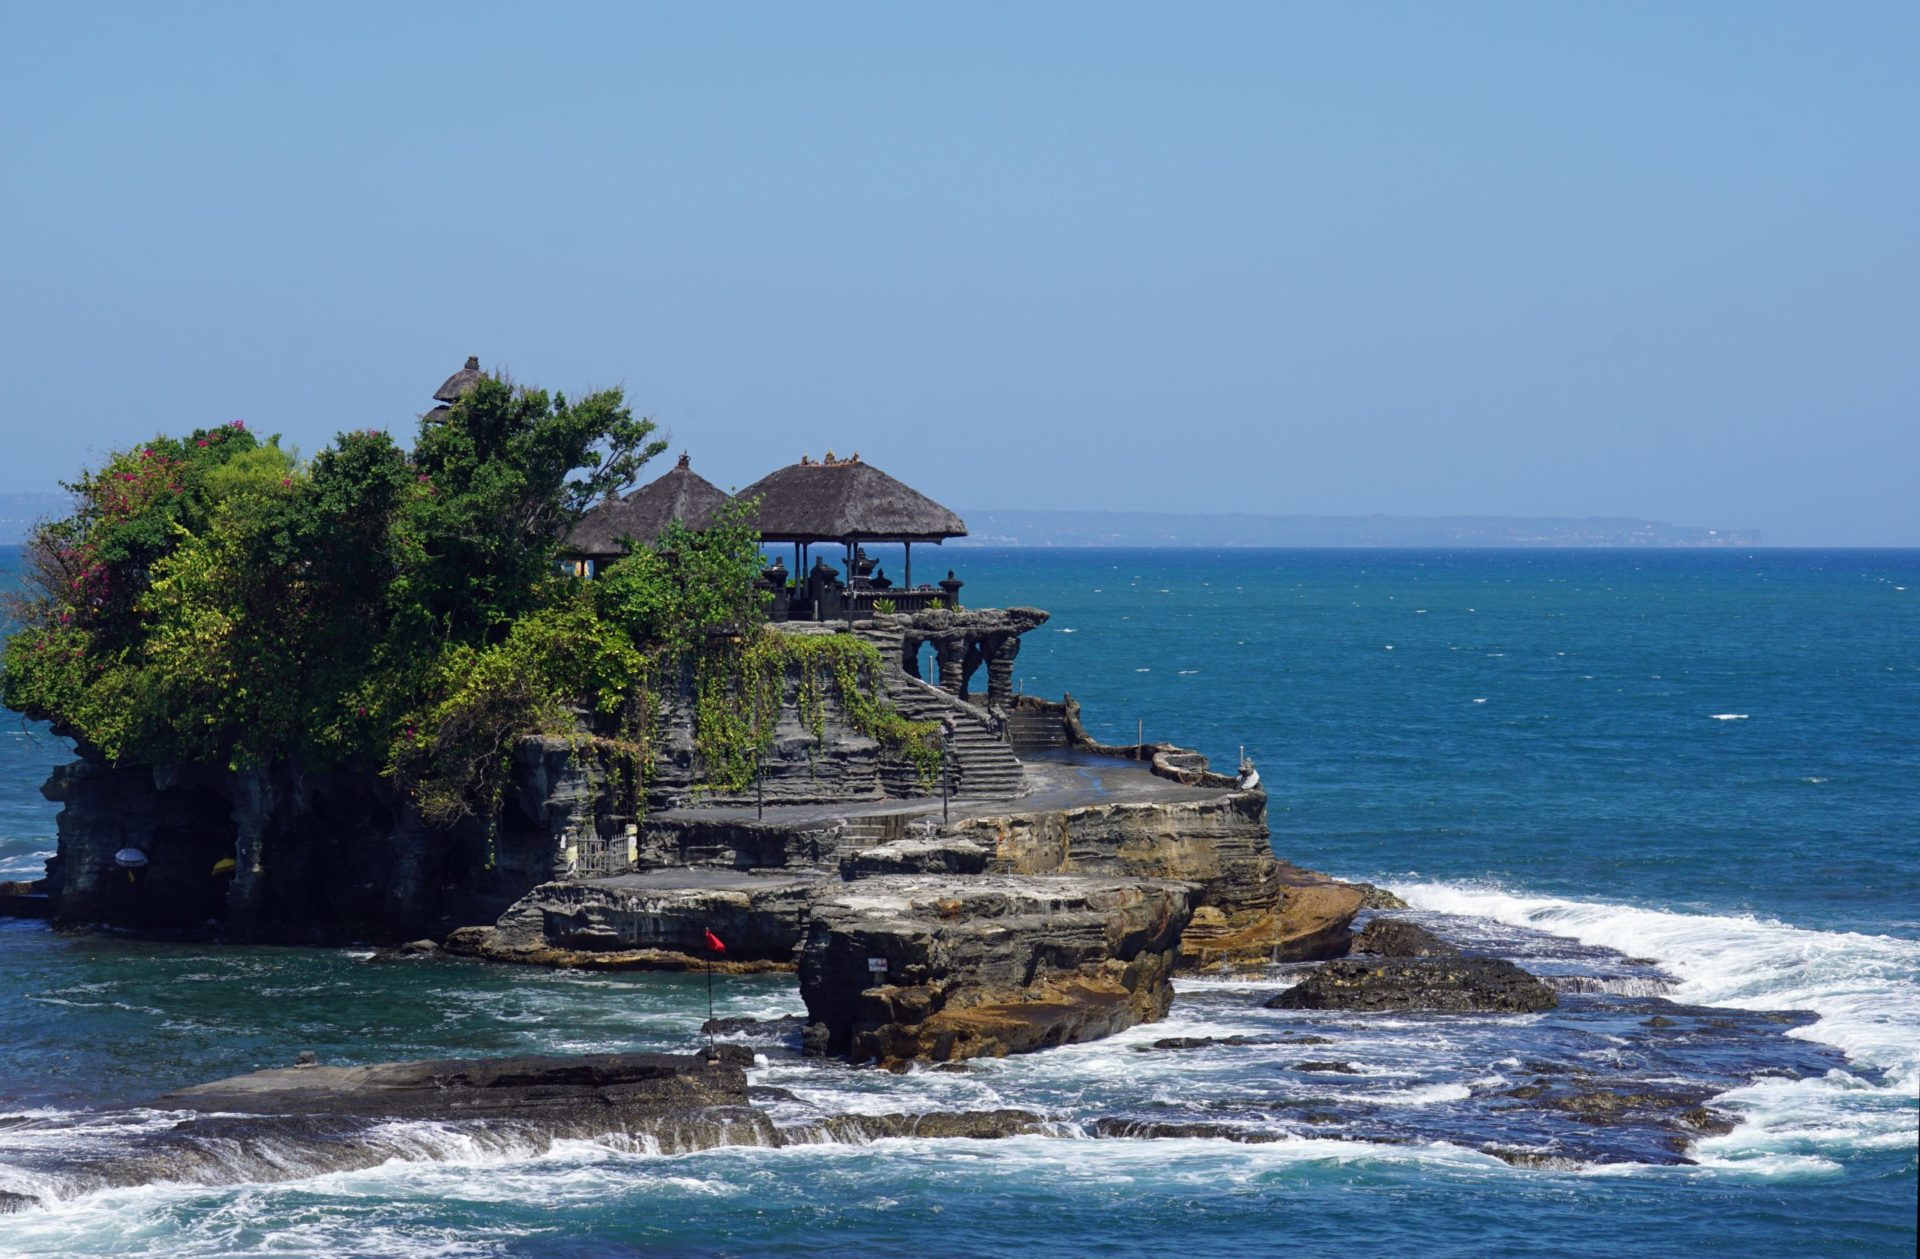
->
[1004,706,1069,754]
[837,812,910,848]
[853,619,1026,800]
[880,672,1027,799]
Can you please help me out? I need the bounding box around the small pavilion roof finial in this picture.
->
[433,355,485,404]
[676,451,691,470]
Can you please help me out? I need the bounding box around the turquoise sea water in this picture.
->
[2,547,1916,1256]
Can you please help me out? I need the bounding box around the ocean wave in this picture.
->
[1390,879,1920,1162]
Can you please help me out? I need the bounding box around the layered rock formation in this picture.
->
[947,794,1355,970]
[445,870,814,970]
[797,875,1193,1065]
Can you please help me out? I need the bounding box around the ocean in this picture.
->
[2,547,1915,1256]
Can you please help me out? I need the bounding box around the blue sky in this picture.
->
[2,2,1914,543]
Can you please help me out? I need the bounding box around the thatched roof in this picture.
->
[564,454,732,559]
[433,356,483,404]
[737,456,967,543]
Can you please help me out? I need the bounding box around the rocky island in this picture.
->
[2,357,1373,1069]
[0,360,1864,1217]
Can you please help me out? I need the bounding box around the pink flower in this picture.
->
[229,420,246,430]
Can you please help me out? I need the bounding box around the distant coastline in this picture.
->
[951,509,1761,549]
[0,491,1763,549]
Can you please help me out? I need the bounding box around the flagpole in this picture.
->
[700,928,726,1060]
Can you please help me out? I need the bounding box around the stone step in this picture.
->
[876,670,1025,801]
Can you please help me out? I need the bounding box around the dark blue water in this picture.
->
[964,548,1920,937]
[2,548,1915,1257]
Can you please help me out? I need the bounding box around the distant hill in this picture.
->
[1,491,1760,550]
[951,510,1760,548]
[0,493,71,545]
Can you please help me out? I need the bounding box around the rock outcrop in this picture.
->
[157,1049,755,1121]
[798,875,1193,1065]
[0,1050,769,1208]
[1349,916,1460,958]
[1349,883,1409,910]
[1268,957,1558,1014]
[444,870,817,970]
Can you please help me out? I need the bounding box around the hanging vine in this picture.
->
[690,630,941,793]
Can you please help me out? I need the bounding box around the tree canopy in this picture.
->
[2,374,676,772]
[3,368,934,832]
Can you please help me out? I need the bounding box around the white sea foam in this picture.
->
[1708,713,1748,720]
[1354,1083,1473,1106]
[1391,880,1920,1163]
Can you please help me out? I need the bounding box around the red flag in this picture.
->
[704,929,726,955]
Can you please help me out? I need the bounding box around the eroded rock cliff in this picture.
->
[796,874,1193,1066]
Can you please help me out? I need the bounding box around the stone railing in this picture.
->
[847,587,951,617]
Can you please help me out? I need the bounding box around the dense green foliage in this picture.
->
[3,371,937,830]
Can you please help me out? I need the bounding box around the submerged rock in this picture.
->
[1545,974,1676,997]
[1087,1118,1286,1143]
[1484,1147,1586,1170]
[702,1014,808,1037]
[1268,957,1558,1014]
[1132,1032,1335,1053]
[1349,917,1460,958]
[798,874,1193,1065]
[801,1109,1053,1142]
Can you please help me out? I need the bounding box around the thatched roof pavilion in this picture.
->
[737,456,966,545]
[565,453,732,562]
[737,455,967,607]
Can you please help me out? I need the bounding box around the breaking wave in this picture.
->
[1392,880,1920,1165]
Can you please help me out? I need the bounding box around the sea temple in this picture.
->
[4,357,1374,1068]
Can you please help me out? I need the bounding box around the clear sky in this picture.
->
[2,2,1914,544]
